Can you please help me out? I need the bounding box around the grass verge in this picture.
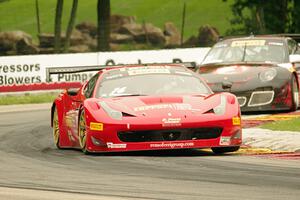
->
[0,0,234,41]
[0,93,57,105]
[259,117,300,132]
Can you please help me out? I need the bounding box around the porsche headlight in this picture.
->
[259,69,277,82]
[213,95,227,115]
[99,102,122,120]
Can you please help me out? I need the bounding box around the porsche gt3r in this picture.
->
[51,64,242,154]
[198,36,300,112]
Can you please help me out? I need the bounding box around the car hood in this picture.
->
[98,95,221,118]
[198,62,278,84]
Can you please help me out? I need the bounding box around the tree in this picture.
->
[54,0,64,53]
[291,0,300,33]
[225,0,296,35]
[63,0,79,52]
[97,0,111,51]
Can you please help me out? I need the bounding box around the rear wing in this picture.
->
[219,33,300,43]
[46,62,196,82]
[271,34,300,43]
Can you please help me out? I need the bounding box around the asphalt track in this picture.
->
[0,108,300,200]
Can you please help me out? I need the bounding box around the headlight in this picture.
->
[259,69,277,82]
[99,102,122,120]
[213,95,226,115]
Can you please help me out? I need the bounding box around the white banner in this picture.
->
[0,48,209,89]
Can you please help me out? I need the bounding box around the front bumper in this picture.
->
[235,84,292,112]
[85,117,242,153]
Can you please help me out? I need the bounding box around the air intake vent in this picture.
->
[118,127,223,142]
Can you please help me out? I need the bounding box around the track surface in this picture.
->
[0,109,300,200]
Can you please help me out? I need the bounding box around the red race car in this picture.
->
[51,64,242,154]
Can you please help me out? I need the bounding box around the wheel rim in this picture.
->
[79,111,87,150]
[293,78,299,108]
[53,109,60,146]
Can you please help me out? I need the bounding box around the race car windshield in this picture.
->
[202,40,287,64]
[97,73,210,98]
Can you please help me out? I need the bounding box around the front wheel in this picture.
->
[52,107,61,149]
[78,110,89,154]
[290,75,299,111]
[211,146,240,154]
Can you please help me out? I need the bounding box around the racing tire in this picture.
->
[211,146,240,154]
[52,107,61,149]
[79,110,89,154]
[290,75,299,112]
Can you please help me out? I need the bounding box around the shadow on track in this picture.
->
[78,148,238,157]
[241,109,298,116]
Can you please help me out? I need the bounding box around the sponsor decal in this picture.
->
[0,48,210,92]
[220,137,231,145]
[0,64,41,86]
[90,122,104,131]
[268,42,284,46]
[50,72,94,82]
[127,68,170,76]
[231,40,265,47]
[107,142,127,149]
[150,142,194,149]
[162,118,182,127]
[232,117,241,125]
[134,103,192,112]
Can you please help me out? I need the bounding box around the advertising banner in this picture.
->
[0,48,209,92]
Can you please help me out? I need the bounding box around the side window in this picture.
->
[84,74,99,98]
[288,39,297,55]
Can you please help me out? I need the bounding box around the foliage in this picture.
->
[291,0,300,33]
[224,0,300,35]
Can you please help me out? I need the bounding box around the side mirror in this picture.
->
[289,54,300,63]
[67,88,79,96]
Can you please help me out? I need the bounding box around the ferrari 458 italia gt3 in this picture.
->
[51,64,242,154]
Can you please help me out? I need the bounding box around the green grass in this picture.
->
[0,0,234,41]
[0,93,57,105]
[259,118,300,132]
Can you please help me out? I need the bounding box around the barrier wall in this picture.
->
[0,47,210,92]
